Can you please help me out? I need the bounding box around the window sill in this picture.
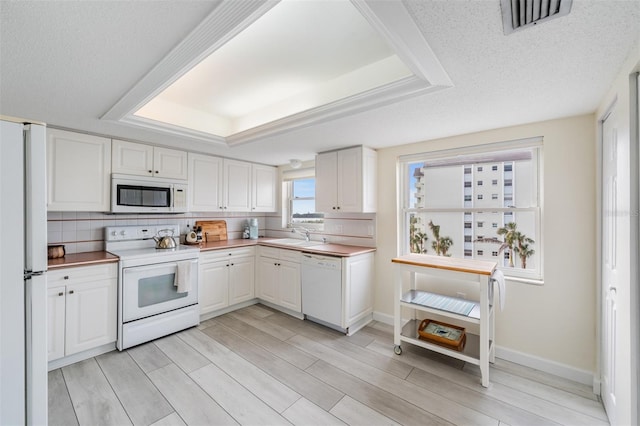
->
[504,275,544,285]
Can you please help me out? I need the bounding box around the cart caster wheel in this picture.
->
[394,345,402,355]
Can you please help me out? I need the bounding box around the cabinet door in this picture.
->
[47,129,111,211]
[315,151,337,213]
[65,279,117,356]
[278,260,301,313]
[47,286,66,362]
[199,260,229,314]
[154,146,188,180]
[344,253,374,326]
[229,256,255,305]
[251,164,277,212]
[189,153,223,211]
[224,159,252,211]
[336,147,362,212]
[111,139,154,177]
[256,257,278,304]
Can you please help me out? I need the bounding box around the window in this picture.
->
[477,180,483,186]
[477,250,484,255]
[464,167,471,174]
[284,175,324,229]
[464,181,471,187]
[401,138,542,280]
[464,249,472,256]
[492,179,498,185]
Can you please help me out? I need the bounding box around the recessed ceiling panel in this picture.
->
[133,0,414,138]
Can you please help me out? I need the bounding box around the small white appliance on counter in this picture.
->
[105,225,200,350]
[0,118,48,425]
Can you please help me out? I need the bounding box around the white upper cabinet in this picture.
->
[112,139,187,180]
[188,155,276,213]
[188,153,223,212]
[223,159,252,212]
[315,146,377,213]
[47,128,111,212]
[251,164,277,212]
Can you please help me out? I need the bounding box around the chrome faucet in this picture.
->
[291,226,311,242]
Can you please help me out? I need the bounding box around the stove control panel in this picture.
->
[105,224,181,242]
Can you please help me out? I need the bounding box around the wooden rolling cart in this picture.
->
[392,254,497,387]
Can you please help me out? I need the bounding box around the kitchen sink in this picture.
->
[265,238,323,248]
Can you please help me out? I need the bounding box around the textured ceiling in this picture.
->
[1,0,639,166]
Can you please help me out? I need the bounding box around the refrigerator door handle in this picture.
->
[24,124,48,274]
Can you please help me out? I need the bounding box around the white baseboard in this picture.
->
[495,345,595,388]
[372,310,597,391]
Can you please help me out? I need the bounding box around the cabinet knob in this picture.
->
[155,170,159,174]
[68,290,74,294]
[148,170,153,174]
[337,206,340,210]
[58,292,64,297]
[332,207,336,210]
[63,276,69,280]
[231,263,234,266]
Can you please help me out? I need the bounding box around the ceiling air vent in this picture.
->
[500,0,572,35]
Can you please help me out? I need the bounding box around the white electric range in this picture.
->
[105,225,200,350]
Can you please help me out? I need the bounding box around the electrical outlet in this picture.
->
[456,292,466,299]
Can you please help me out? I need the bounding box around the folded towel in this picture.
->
[491,269,506,310]
[174,260,192,293]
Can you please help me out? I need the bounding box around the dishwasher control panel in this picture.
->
[301,254,342,269]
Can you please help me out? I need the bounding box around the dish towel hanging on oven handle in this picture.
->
[491,269,505,311]
[175,260,192,293]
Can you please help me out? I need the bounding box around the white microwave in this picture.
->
[111,174,188,213]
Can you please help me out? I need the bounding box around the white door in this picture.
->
[154,146,188,180]
[601,103,633,425]
[278,260,301,312]
[229,256,255,305]
[251,164,277,212]
[65,279,117,356]
[112,139,154,177]
[199,261,229,314]
[189,153,223,211]
[224,159,251,211]
[315,151,338,212]
[256,257,278,304]
[47,286,66,361]
[337,147,361,212]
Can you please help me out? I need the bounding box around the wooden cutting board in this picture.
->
[195,220,227,242]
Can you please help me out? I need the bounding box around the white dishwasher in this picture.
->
[301,253,343,329]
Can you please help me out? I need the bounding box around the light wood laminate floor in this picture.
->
[49,304,609,426]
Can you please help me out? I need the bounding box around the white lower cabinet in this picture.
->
[199,247,255,316]
[47,263,117,362]
[256,247,302,313]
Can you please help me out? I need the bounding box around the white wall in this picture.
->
[376,114,598,374]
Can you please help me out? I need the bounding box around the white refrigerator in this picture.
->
[0,118,48,425]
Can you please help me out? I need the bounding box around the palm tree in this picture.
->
[428,220,453,256]
[515,232,535,269]
[409,216,428,254]
[496,222,519,267]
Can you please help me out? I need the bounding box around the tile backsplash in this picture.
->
[48,211,377,254]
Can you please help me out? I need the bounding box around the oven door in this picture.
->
[122,259,198,322]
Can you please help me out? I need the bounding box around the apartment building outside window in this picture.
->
[401,137,543,280]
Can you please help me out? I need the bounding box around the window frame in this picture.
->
[282,171,324,231]
[399,137,544,283]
